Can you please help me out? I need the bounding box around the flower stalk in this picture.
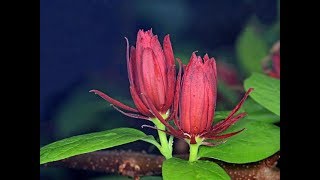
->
[151,115,173,159]
[188,142,201,162]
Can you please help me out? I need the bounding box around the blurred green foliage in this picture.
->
[236,21,269,74]
[244,73,280,116]
[51,76,135,139]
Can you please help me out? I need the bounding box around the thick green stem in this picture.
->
[189,143,201,162]
[151,118,172,159]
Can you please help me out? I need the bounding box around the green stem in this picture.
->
[152,118,172,159]
[189,143,200,162]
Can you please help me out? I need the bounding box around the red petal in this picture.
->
[125,37,135,86]
[140,93,180,135]
[205,128,245,140]
[210,112,247,135]
[182,53,208,135]
[162,65,175,112]
[151,35,168,94]
[204,58,217,131]
[129,86,151,116]
[272,54,280,78]
[199,74,211,133]
[163,35,175,66]
[162,35,176,112]
[167,59,182,130]
[223,88,254,121]
[111,105,150,121]
[89,89,138,113]
[140,48,166,109]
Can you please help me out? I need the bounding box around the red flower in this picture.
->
[90,29,177,120]
[216,61,241,87]
[263,41,280,79]
[269,52,280,78]
[154,53,253,144]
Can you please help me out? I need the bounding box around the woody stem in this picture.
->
[151,117,173,159]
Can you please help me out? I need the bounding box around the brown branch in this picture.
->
[42,150,279,180]
[214,152,280,180]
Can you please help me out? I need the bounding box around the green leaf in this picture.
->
[198,119,280,163]
[236,23,268,74]
[162,158,230,180]
[40,128,149,164]
[214,99,280,124]
[244,73,280,116]
[242,98,279,123]
[141,135,161,149]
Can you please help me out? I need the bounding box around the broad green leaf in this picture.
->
[141,135,161,149]
[214,99,279,124]
[242,98,279,123]
[244,73,280,116]
[40,128,149,164]
[236,23,268,74]
[198,119,280,163]
[162,158,230,180]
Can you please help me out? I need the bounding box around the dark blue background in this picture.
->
[40,0,277,178]
[40,0,277,121]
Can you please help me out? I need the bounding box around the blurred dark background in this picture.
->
[40,0,279,179]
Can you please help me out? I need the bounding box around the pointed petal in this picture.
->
[205,128,245,140]
[141,124,185,140]
[111,105,150,121]
[136,29,153,50]
[180,53,206,134]
[129,86,151,116]
[210,112,247,135]
[151,35,167,85]
[124,37,133,85]
[170,58,183,129]
[201,140,227,147]
[162,65,175,112]
[172,58,183,119]
[90,90,138,113]
[163,35,175,66]
[203,53,210,62]
[140,48,166,109]
[223,88,254,121]
[140,93,180,135]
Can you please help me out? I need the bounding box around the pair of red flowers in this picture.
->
[91,29,253,145]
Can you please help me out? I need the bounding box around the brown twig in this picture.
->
[214,152,280,180]
[42,150,280,180]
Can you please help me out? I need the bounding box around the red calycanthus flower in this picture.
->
[157,52,254,145]
[90,29,177,120]
[269,51,280,78]
[263,41,280,79]
[216,61,241,87]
